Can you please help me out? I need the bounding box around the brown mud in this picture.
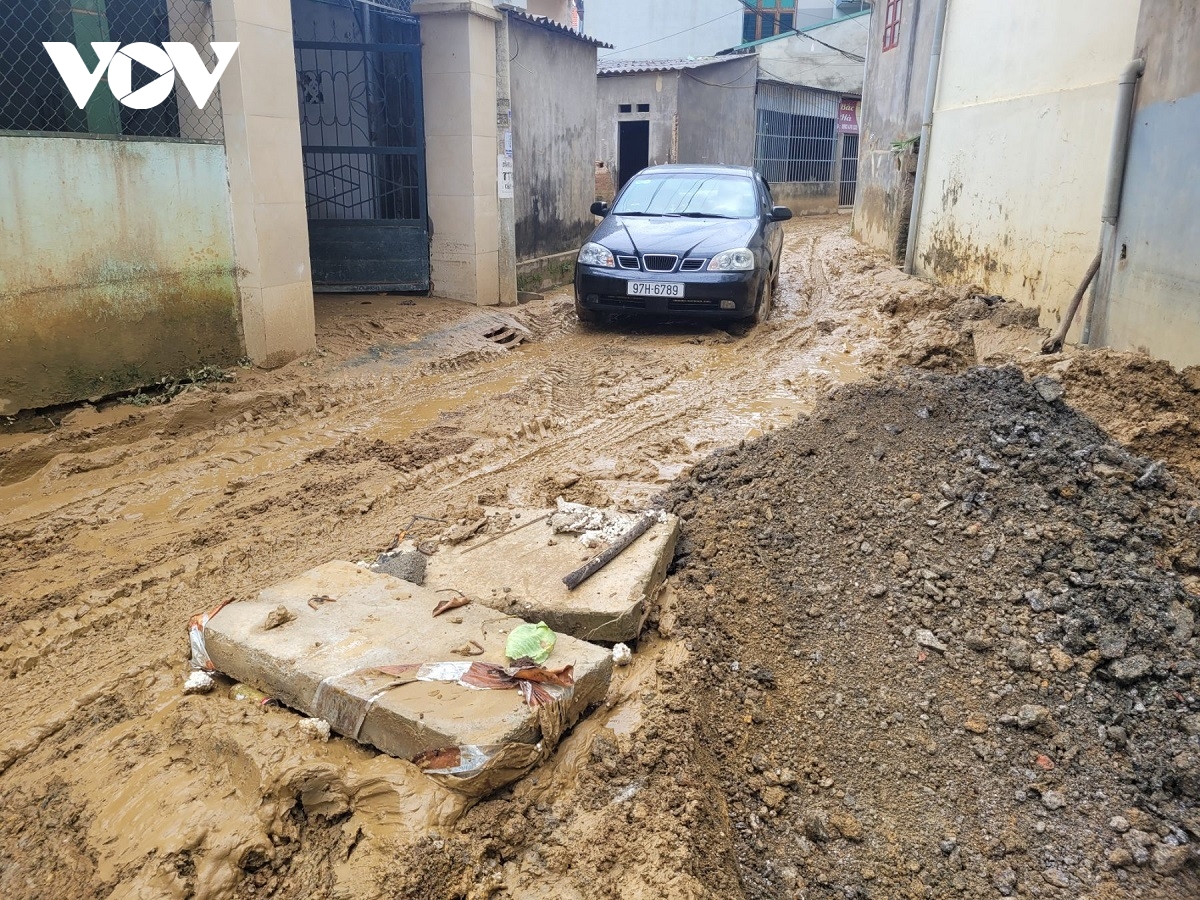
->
[1,216,1197,898]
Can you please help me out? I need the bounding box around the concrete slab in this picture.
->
[425,509,680,642]
[203,561,612,760]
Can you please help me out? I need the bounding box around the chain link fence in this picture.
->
[0,0,224,141]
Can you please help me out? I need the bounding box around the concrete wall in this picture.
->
[0,137,241,414]
[677,57,758,167]
[756,11,869,94]
[1090,0,1200,367]
[852,0,938,259]
[597,71,682,184]
[526,0,572,24]
[911,0,1139,332]
[510,16,598,279]
[588,0,743,59]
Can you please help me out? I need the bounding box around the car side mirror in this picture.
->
[591,201,610,217]
[771,206,793,221]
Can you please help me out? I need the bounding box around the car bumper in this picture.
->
[574,266,761,318]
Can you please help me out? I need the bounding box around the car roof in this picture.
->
[635,164,758,178]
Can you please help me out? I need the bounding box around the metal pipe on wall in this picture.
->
[1079,57,1144,347]
[902,0,950,276]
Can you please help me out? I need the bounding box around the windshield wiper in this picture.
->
[670,212,739,219]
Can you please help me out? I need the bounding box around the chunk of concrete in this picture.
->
[203,561,612,761]
[424,509,680,642]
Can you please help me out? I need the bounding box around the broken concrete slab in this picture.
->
[424,509,680,643]
[203,561,612,761]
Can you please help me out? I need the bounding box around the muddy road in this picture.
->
[1,215,1197,899]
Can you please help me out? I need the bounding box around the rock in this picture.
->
[298,718,332,741]
[1017,705,1050,730]
[803,810,831,842]
[964,629,995,651]
[1168,601,1195,643]
[372,542,428,585]
[263,605,296,630]
[1049,648,1075,672]
[1109,654,1152,684]
[964,714,990,734]
[1041,790,1066,811]
[939,838,957,855]
[1099,632,1128,660]
[1182,366,1200,393]
[893,551,911,572]
[1006,640,1032,671]
[1041,868,1071,888]
[1109,815,1131,834]
[1033,377,1064,403]
[1106,847,1134,868]
[761,786,787,810]
[993,867,1017,896]
[1106,725,1129,746]
[1151,844,1191,875]
[829,811,864,842]
[612,643,632,667]
[915,629,948,652]
[1182,713,1200,737]
[1135,461,1166,490]
[183,671,215,695]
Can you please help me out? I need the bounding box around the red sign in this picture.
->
[838,98,860,135]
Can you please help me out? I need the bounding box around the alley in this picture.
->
[1,216,1198,899]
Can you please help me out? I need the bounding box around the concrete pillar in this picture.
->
[211,0,316,367]
[413,0,503,306]
[495,12,518,306]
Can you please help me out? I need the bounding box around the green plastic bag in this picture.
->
[505,622,556,665]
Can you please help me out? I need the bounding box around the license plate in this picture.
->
[627,282,684,298]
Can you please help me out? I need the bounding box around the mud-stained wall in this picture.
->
[1092,0,1200,368]
[597,70,681,184]
[756,12,869,95]
[510,17,599,265]
[851,0,934,260]
[0,136,241,414]
[676,58,757,168]
[911,0,1138,334]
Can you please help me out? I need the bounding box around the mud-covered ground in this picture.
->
[1,216,1197,899]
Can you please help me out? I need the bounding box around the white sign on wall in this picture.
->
[498,155,514,199]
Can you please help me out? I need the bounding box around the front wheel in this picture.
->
[575,298,602,325]
[749,279,772,325]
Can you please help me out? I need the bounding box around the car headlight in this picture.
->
[578,242,615,268]
[707,248,756,272]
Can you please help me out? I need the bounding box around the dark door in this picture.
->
[294,0,429,291]
[839,133,859,207]
[618,120,650,189]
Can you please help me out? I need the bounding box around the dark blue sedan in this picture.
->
[574,164,792,326]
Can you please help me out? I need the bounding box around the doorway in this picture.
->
[618,120,650,190]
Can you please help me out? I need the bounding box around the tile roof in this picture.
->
[597,57,735,76]
[508,10,613,49]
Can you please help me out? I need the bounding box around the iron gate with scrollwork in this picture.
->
[293,0,428,291]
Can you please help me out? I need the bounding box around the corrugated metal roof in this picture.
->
[597,57,736,76]
[508,10,613,49]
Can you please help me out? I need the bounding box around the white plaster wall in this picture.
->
[588,0,744,59]
[757,12,869,94]
[913,0,1138,331]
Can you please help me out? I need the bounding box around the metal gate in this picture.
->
[839,133,859,207]
[293,0,428,291]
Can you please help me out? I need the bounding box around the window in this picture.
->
[636,103,650,113]
[743,0,797,43]
[619,103,632,113]
[882,0,903,51]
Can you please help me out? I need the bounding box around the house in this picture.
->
[587,1,855,61]
[853,0,1200,368]
[596,57,759,191]
[0,0,603,414]
[724,12,868,213]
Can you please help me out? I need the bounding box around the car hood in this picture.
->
[590,214,759,258]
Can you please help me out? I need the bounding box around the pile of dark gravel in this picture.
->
[662,366,1200,899]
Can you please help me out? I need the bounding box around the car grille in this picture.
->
[679,258,706,271]
[616,255,640,270]
[642,254,678,272]
[597,295,646,310]
[668,298,723,311]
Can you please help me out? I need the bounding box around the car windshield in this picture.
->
[612,173,757,219]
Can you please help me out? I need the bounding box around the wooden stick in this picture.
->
[461,512,552,553]
[562,514,657,591]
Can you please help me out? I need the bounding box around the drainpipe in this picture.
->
[902,0,950,275]
[1078,57,1145,347]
